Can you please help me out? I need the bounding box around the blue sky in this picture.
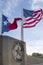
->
[0,0,43,55]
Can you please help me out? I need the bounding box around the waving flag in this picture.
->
[2,15,22,33]
[23,9,43,28]
[8,18,22,30]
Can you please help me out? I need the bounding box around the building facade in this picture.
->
[0,35,26,65]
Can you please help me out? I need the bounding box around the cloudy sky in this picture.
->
[0,0,43,55]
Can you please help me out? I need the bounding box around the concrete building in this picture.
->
[0,35,26,65]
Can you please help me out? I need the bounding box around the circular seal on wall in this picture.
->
[12,43,23,62]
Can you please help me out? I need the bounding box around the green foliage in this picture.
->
[32,53,43,58]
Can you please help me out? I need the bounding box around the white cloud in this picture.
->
[32,0,43,10]
[3,0,22,17]
[3,1,11,15]
[32,5,40,10]
[32,0,38,4]
[13,0,20,7]
[32,0,43,4]
[0,0,4,7]
[26,40,43,55]
[3,0,14,16]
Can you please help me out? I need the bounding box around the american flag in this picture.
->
[23,9,43,28]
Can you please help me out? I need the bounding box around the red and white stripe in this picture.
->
[23,9,43,28]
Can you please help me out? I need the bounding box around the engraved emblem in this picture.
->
[12,43,23,62]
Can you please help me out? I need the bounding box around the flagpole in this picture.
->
[21,19,24,41]
[21,8,24,41]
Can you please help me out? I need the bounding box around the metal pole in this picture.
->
[21,20,24,41]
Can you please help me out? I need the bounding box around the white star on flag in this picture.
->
[3,21,8,25]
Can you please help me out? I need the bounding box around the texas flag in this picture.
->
[2,15,22,33]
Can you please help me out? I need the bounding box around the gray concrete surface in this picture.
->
[0,35,26,65]
[32,63,43,65]
[27,63,43,65]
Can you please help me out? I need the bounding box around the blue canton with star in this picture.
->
[2,15,10,33]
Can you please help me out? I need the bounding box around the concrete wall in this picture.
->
[0,35,26,65]
[0,36,2,65]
